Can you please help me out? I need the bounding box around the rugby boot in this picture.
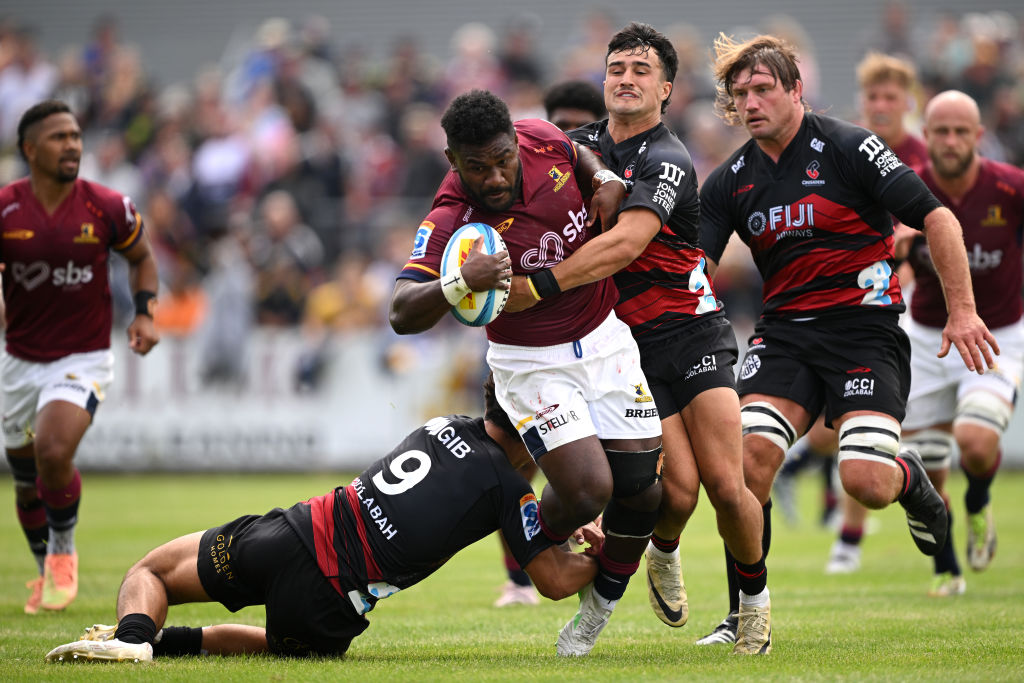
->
[46,639,153,663]
[41,552,78,611]
[556,583,612,657]
[733,598,772,655]
[695,611,738,645]
[24,576,44,615]
[897,448,947,556]
[928,573,966,597]
[966,506,997,571]
[645,541,688,627]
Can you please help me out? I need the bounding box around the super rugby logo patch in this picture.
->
[519,493,540,540]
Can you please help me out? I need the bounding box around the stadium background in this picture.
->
[0,0,1022,470]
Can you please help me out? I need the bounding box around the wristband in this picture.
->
[440,266,472,306]
[528,269,561,300]
[134,290,157,318]
[593,169,627,189]
[526,277,542,301]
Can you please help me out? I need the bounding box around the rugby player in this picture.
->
[44,378,602,663]
[696,34,997,650]
[1,100,160,614]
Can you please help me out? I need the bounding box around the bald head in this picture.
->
[923,90,983,181]
[923,90,981,126]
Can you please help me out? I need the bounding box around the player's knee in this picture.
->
[605,445,663,501]
[741,401,797,456]
[31,437,74,473]
[954,390,1012,435]
[701,472,745,512]
[604,496,660,539]
[903,430,955,472]
[836,414,900,467]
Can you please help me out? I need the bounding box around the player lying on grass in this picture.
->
[45,378,602,663]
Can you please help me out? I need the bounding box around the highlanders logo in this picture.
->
[548,166,571,192]
[73,223,100,244]
[633,383,653,403]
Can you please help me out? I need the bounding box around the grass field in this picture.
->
[2,469,1022,681]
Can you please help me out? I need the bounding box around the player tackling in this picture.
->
[2,100,160,614]
[44,379,601,662]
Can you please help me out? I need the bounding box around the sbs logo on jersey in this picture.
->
[11,261,93,291]
[519,493,541,540]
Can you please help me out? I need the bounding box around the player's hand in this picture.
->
[938,309,999,374]
[503,276,540,314]
[127,314,160,356]
[573,519,604,556]
[587,178,625,233]
[460,236,511,291]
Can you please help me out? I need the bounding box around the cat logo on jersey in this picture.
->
[73,223,100,244]
[981,205,1007,227]
[548,166,571,192]
[519,493,540,540]
[633,383,653,404]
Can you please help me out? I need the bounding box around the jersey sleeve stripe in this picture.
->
[111,211,143,251]
[401,262,440,278]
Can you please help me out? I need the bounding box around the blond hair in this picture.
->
[856,52,917,91]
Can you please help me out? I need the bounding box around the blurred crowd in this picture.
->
[0,4,1022,391]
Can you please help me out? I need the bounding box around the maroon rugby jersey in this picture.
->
[907,158,1024,328]
[0,178,143,361]
[570,121,723,342]
[700,113,943,320]
[398,118,617,345]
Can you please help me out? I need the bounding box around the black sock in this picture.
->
[734,556,768,597]
[115,613,158,645]
[780,444,813,476]
[963,453,999,514]
[762,500,773,559]
[650,533,679,554]
[724,544,740,613]
[153,626,204,657]
[508,568,531,587]
[896,456,918,504]
[933,509,960,575]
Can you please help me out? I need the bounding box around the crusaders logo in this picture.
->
[805,160,820,180]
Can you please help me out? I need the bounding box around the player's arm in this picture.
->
[920,206,999,371]
[883,172,999,372]
[521,525,602,600]
[574,144,626,232]
[120,231,160,355]
[389,237,510,334]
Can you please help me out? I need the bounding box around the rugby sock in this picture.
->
[15,498,48,574]
[593,549,639,604]
[733,499,772,605]
[963,450,1000,514]
[822,460,838,524]
[933,508,960,576]
[839,524,864,547]
[650,533,679,555]
[115,613,158,645]
[723,544,740,614]
[739,587,770,608]
[7,453,48,572]
[504,554,531,587]
[38,470,82,555]
[153,626,204,657]
[761,500,773,559]
[537,506,571,545]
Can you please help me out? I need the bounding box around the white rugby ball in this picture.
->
[440,222,511,326]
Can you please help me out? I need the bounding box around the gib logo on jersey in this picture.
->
[519,493,541,541]
[11,261,93,291]
[747,203,815,239]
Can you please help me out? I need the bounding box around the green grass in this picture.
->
[2,470,1022,681]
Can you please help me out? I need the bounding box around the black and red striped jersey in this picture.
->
[701,112,940,321]
[570,121,723,342]
[282,416,551,615]
[908,158,1024,329]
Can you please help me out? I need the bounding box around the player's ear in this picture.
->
[444,147,457,171]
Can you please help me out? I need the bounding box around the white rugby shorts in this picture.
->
[487,311,661,459]
[2,349,114,449]
[902,317,1022,431]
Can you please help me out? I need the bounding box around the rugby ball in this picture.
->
[440,223,511,326]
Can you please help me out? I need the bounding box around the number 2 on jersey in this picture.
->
[857,260,893,306]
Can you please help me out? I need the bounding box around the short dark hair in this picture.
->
[441,90,514,150]
[17,99,73,161]
[606,22,678,113]
[483,373,518,440]
[543,80,606,121]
